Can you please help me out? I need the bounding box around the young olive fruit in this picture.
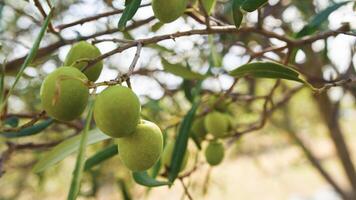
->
[117,120,163,171]
[207,95,229,113]
[152,0,188,23]
[161,141,189,171]
[191,117,207,139]
[64,41,103,82]
[93,85,141,138]
[205,141,224,166]
[40,67,89,121]
[204,111,229,138]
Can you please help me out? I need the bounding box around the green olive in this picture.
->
[204,111,229,138]
[205,141,224,166]
[117,120,163,171]
[191,117,207,139]
[40,67,89,121]
[93,85,141,138]
[64,41,103,82]
[152,0,188,23]
[161,141,189,171]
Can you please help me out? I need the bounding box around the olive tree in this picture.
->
[1,0,356,199]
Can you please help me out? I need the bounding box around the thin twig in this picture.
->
[33,0,57,33]
[55,3,151,30]
[179,178,194,200]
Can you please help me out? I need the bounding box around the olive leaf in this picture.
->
[2,119,54,138]
[230,62,301,81]
[182,79,194,102]
[161,58,205,80]
[168,98,200,182]
[208,36,222,67]
[33,129,111,173]
[202,0,217,15]
[118,0,142,31]
[67,101,94,200]
[296,1,351,38]
[84,144,118,171]
[241,0,268,12]
[150,21,164,32]
[132,171,170,187]
[232,0,244,29]
[229,62,314,88]
[0,10,53,110]
[149,130,167,179]
[3,116,19,128]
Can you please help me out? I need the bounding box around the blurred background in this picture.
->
[0,0,356,199]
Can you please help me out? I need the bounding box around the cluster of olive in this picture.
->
[40,41,164,172]
[40,40,231,173]
[190,97,234,166]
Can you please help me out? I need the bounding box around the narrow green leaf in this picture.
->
[241,0,268,12]
[150,130,167,179]
[118,0,142,31]
[232,0,244,29]
[150,21,164,32]
[3,116,19,128]
[202,0,217,15]
[208,36,222,67]
[150,160,162,179]
[190,131,202,150]
[182,80,194,102]
[67,101,94,200]
[125,0,132,6]
[132,171,170,187]
[229,62,305,83]
[296,1,350,38]
[0,10,53,110]
[161,58,205,80]
[2,119,54,138]
[168,100,200,182]
[0,3,5,32]
[84,145,118,171]
[33,129,110,173]
[123,31,135,40]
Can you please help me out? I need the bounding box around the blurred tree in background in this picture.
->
[0,0,356,199]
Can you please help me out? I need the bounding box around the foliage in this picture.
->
[0,0,356,199]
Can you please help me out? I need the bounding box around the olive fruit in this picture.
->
[161,141,189,171]
[205,141,224,166]
[93,85,141,138]
[64,41,103,82]
[191,117,207,139]
[207,95,229,112]
[152,0,188,23]
[40,67,89,121]
[117,120,163,171]
[204,111,229,138]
